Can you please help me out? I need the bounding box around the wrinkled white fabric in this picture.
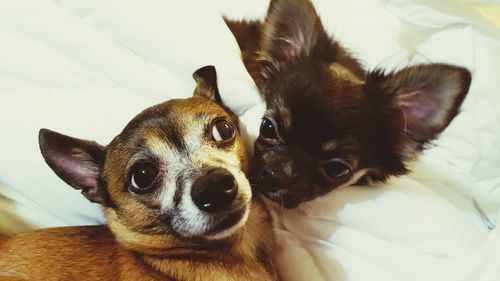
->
[0,0,499,280]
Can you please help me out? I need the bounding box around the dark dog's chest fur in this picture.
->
[225,0,471,208]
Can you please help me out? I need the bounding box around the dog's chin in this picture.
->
[203,206,249,240]
[256,181,309,208]
[262,190,302,209]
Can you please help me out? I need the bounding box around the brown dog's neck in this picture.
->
[104,199,276,281]
[105,209,249,257]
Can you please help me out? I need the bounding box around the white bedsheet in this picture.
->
[0,0,499,280]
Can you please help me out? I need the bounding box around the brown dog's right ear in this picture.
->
[38,129,106,204]
[192,65,222,104]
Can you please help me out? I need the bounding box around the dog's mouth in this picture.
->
[204,207,249,240]
[213,208,246,233]
[255,176,316,209]
[261,189,302,209]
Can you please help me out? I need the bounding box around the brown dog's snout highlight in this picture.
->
[191,168,238,213]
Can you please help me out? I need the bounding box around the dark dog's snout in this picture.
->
[191,168,238,213]
[259,167,282,193]
[258,157,303,195]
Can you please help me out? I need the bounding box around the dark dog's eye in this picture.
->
[130,163,158,193]
[211,119,235,142]
[260,118,277,140]
[323,160,352,180]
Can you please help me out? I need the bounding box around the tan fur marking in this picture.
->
[322,140,338,152]
[329,63,364,84]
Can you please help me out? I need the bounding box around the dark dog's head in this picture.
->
[250,0,472,208]
[39,66,253,242]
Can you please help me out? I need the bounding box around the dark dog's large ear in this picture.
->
[261,0,333,68]
[366,64,471,160]
[39,129,106,204]
[193,65,222,104]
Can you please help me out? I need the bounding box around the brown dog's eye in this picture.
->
[130,163,158,193]
[323,160,352,181]
[211,119,235,142]
[260,118,277,141]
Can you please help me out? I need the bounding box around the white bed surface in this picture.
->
[0,0,499,280]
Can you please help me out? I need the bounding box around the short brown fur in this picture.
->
[0,66,277,281]
[0,201,274,281]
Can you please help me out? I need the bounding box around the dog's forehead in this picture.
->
[266,66,368,151]
[113,98,230,154]
[270,97,336,148]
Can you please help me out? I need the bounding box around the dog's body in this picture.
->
[0,66,277,281]
[225,0,472,208]
[0,206,272,281]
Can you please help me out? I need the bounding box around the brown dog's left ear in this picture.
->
[38,129,106,204]
[193,65,222,104]
[366,63,472,160]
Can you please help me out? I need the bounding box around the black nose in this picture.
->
[191,168,238,213]
[259,167,282,193]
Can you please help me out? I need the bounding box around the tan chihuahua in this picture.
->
[0,66,277,281]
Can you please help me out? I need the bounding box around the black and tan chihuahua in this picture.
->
[225,0,472,208]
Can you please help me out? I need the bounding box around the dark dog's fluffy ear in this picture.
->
[261,0,334,68]
[39,129,106,204]
[366,63,472,160]
[193,65,222,104]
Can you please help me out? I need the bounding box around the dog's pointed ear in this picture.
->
[366,64,471,159]
[193,65,222,104]
[261,0,332,67]
[39,129,106,204]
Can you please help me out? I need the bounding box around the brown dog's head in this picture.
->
[249,0,472,208]
[39,66,253,244]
